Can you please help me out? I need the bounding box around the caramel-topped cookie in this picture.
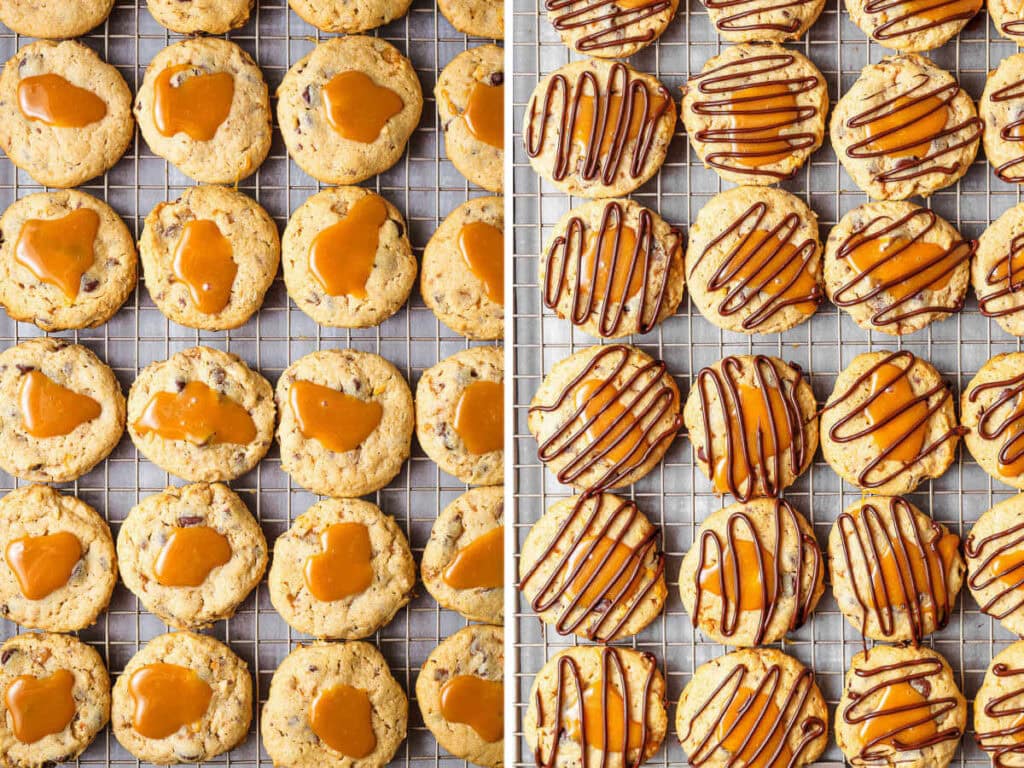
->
[975,640,1024,766]
[845,0,979,51]
[975,203,1024,336]
[965,494,1024,635]
[981,55,1024,186]
[963,354,1024,489]
[702,0,825,41]
[543,0,678,57]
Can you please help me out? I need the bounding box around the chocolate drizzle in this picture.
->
[862,0,981,42]
[545,0,673,53]
[968,370,1024,476]
[703,0,813,35]
[966,519,1024,620]
[979,233,1024,318]
[976,663,1024,768]
[989,78,1024,183]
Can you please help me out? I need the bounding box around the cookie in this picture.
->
[126,346,275,483]
[679,498,823,647]
[281,186,415,328]
[275,350,414,498]
[544,0,677,57]
[829,495,963,643]
[680,43,828,186]
[980,54,1024,185]
[268,497,416,639]
[683,355,818,501]
[963,353,1024,489]
[824,200,973,335]
[139,185,280,331]
[416,625,503,768]
[0,0,112,37]
[519,492,667,642]
[147,0,253,33]
[0,40,133,189]
[525,646,667,768]
[289,0,411,31]
[975,202,1024,335]
[686,187,822,334]
[831,55,981,201]
[0,632,110,768]
[965,494,1024,635]
[835,645,965,768]
[439,0,504,38]
[117,482,268,630]
[0,484,116,632]
[135,38,272,184]
[422,486,504,625]
[111,632,252,765]
[821,350,961,495]
[524,59,676,198]
[277,36,423,185]
[0,338,125,483]
[0,190,137,332]
[702,0,824,41]
[844,0,979,51]
[421,196,504,340]
[975,640,1024,764]
[261,641,407,768]
[529,344,681,491]
[541,199,685,339]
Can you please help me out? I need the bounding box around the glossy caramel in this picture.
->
[153,64,234,141]
[310,684,377,758]
[864,95,948,160]
[720,84,799,169]
[4,669,76,744]
[129,663,212,739]
[172,219,236,315]
[567,678,643,752]
[699,536,776,612]
[440,675,503,742]
[321,71,403,143]
[846,237,953,308]
[4,531,82,600]
[17,74,106,128]
[14,208,99,300]
[713,382,794,493]
[453,380,503,455]
[463,81,504,149]
[303,522,374,602]
[574,379,646,465]
[717,685,790,768]
[288,380,382,454]
[458,221,504,305]
[442,525,504,590]
[725,229,818,315]
[579,223,643,306]
[19,370,101,438]
[154,526,232,587]
[564,535,646,608]
[308,194,388,299]
[134,381,256,446]
[864,363,929,464]
[572,91,669,159]
[855,681,936,751]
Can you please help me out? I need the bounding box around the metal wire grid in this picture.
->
[0,2,502,766]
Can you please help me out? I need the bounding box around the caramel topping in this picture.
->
[154,64,234,141]
[289,379,382,454]
[564,535,649,609]
[154,526,232,587]
[717,685,791,768]
[310,684,377,758]
[172,220,236,315]
[722,229,818,315]
[991,549,1024,589]
[19,370,101,439]
[864,95,948,160]
[442,525,504,590]
[14,208,99,301]
[863,0,981,40]
[699,536,776,612]
[567,678,644,752]
[17,74,106,128]
[572,91,669,159]
[5,531,82,600]
[303,522,374,602]
[578,223,644,307]
[847,238,952,304]
[864,363,929,465]
[720,83,801,169]
[308,194,388,299]
[134,381,256,446]
[713,381,795,494]
[4,669,76,744]
[545,0,674,53]
[574,379,647,466]
[322,71,403,143]
[464,81,504,149]
[129,663,212,739]
[454,380,503,455]
[458,221,505,305]
[855,680,937,751]
[440,675,504,742]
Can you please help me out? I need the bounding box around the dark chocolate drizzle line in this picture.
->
[1002,19,1024,36]
[990,78,1024,183]
[969,371,1024,476]
[979,233,1024,318]
[546,0,673,53]
[862,0,980,41]
[966,519,1024,620]
[976,663,1024,768]
[703,0,813,34]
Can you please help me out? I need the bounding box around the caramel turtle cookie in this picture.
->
[524,59,676,198]
[111,632,252,765]
[686,187,822,334]
[0,0,112,37]
[975,202,1024,335]
[0,338,125,483]
[544,0,678,57]
[262,641,407,768]
[519,492,667,642]
[439,0,504,38]
[962,353,1024,489]
[0,190,137,332]
[975,641,1024,763]
[680,43,827,187]
[831,55,981,201]
[0,41,133,188]
[981,54,1024,185]
[422,196,504,340]
[844,0,979,51]
[126,346,275,483]
[277,36,423,185]
[289,0,411,31]
[965,494,1024,635]
[702,0,824,41]
[422,486,504,625]
[282,187,415,328]
[0,632,110,768]
[821,350,961,495]
[275,350,414,498]
[135,38,272,184]
[416,346,503,485]
[824,201,973,336]
[147,0,253,33]
[117,483,268,631]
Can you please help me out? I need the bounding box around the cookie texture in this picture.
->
[965,494,1024,635]
[147,0,253,33]
[844,0,979,51]
[976,640,1024,763]
[289,0,412,31]
[439,0,504,38]
[974,202,1024,335]
[981,54,1024,185]
[702,0,824,41]
[0,0,113,37]
[962,353,1024,489]
[545,0,678,56]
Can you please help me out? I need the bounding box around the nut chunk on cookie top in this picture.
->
[965,494,1024,636]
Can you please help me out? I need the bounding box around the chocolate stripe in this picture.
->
[979,233,1024,318]
[546,0,673,52]
[966,519,1024,620]
[703,0,813,34]
[976,663,1024,768]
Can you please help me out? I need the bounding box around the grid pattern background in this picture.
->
[512,3,1024,768]
[0,2,500,766]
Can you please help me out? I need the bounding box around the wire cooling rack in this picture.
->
[0,2,501,766]
[513,2,1024,767]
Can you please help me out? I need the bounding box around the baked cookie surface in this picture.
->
[288,0,411,31]
[844,0,980,51]
[975,640,1024,764]
[439,0,504,38]
[975,202,1024,335]
[147,0,253,33]
[544,0,678,56]
[962,353,1024,489]
[702,0,824,41]
[981,54,1024,185]
[0,0,113,37]
[965,494,1024,635]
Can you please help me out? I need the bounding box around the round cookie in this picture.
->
[844,0,979,51]
[147,0,253,33]
[0,40,133,189]
[261,641,408,768]
[683,355,818,501]
[436,45,504,193]
[524,59,676,198]
[111,632,252,765]
[702,0,825,41]
[680,43,828,186]
[134,38,272,184]
[275,350,414,498]
[962,353,1024,489]
[0,190,137,332]
[965,494,1024,635]
[289,0,412,31]
[439,0,504,38]
[829,495,963,643]
[686,187,822,334]
[679,498,824,647]
[0,633,110,768]
[519,492,667,642]
[975,640,1024,763]
[541,199,685,339]
[416,625,504,768]
[980,54,1024,185]
[831,55,981,201]
[0,0,112,37]
[126,346,275,483]
[422,486,504,625]
[277,36,423,185]
[974,202,1024,335]
[117,483,268,630]
[0,337,125,483]
[529,344,681,491]
[0,484,116,632]
[991,0,1024,41]
[821,350,961,495]
[422,196,504,340]
[824,200,973,336]
[281,187,415,328]
[545,0,678,57]
[835,645,965,768]
[416,346,504,486]
[140,185,279,331]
